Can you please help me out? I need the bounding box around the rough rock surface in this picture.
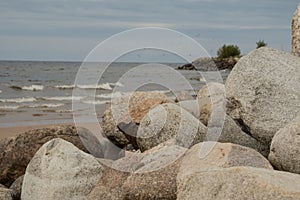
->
[177,100,199,118]
[101,91,170,148]
[87,168,130,200]
[269,113,300,174]
[177,167,300,200]
[0,125,95,187]
[197,82,225,126]
[9,175,23,200]
[226,47,300,145]
[177,142,272,182]
[21,138,105,200]
[208,114,269,157]
[122,158,183,200]
[0,185,12,200]
[137,103,207,151]
[292,4,300,57]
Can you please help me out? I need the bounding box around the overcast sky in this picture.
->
[0,0,299,62]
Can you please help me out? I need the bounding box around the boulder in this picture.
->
[137,103,207,151]
[9,175,23,200]
[21,138,105,200]
[0,125,99,187]
[292,4,300,57]
[197,82,225,126]
[226,47,300,145]
[101,91,170,148]
[269,113,300,174]
[209,114,269,157]
[177,142,272,182]
[122,158,183,200]
[174,91,195,102]
[87,168,130,200]
[177,100,199,118]
[177,167,300,200]
[0,185,12,200]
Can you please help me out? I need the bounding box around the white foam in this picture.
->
[110,82,124,87]
[0,97,37,103]
[40,96,84,101]
[22,85,44,91]
[0,90,2,94]
[77,83,112,90]
[82,100,108,105]
[24,103,65,108]
[54,85,75,89]
[0,105,20,110]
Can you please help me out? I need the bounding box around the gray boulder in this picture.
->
[269,113,300,174]
[21,138,105,200]
[177,100,200,118]
[226,47,300,145]
[0,185,12,200]
[292,4,300,57]
[9,175,23,200]
[177,167,300,200]
[137,103,207,151]
[177,142,272,182]
[101,91,170,148]
[0,125,96,187]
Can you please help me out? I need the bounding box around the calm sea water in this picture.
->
[0,61,230,127]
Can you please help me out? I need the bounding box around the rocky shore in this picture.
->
[0,47,300,199]
[177,56,240,71]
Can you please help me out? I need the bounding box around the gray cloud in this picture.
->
[0,0,299,60]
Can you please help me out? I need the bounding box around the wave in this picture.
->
[0,97,37,103]
[77,83,113,90]
[110,82,124,87]
[0,105,20,110]
[54,85,75,89]
[23,103,65,108]
[39,96,84,101]
[82,100,108,105]
[10,85,44,91]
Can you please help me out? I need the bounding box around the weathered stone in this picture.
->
[197,82,225,126]
[174,91,195,102]
[177,100,199,118]
[137,103,207,151]
[177,142,272,182]
[269,113,300,174]
[102,91,170,148]
[0,185,12,200]
[226,47,300,145]
[208,114,269,157]
[292,4,300,57]
[122,158,183,200]
[177,167,300,200]
[88,168,130,200]
[9,175,23,200]
[0,125,96,187]
[21,138,105,200]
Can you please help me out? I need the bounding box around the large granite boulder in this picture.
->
[9,175,23,200]
[21,138,105,200]
[121,158,183,200]
[177,100,199,118]
[269,113,300,174]
[137,103,207,151]
[226,47,300,145]
[0,185,12,200]
[0,125,100,187]
[101,91,170,148]
[87,168,130,200]
[177,142,272,182]
[177,167,300,200]
[209,114,269,157]
[292,4,300,57]
[197,82,225,126]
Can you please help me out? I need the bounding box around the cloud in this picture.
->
[0,0,298,60]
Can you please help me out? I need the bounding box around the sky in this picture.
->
[0,0,299,62]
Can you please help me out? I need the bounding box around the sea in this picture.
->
[0,61,230,128]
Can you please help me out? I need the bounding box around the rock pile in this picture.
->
[1,46,300,199]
